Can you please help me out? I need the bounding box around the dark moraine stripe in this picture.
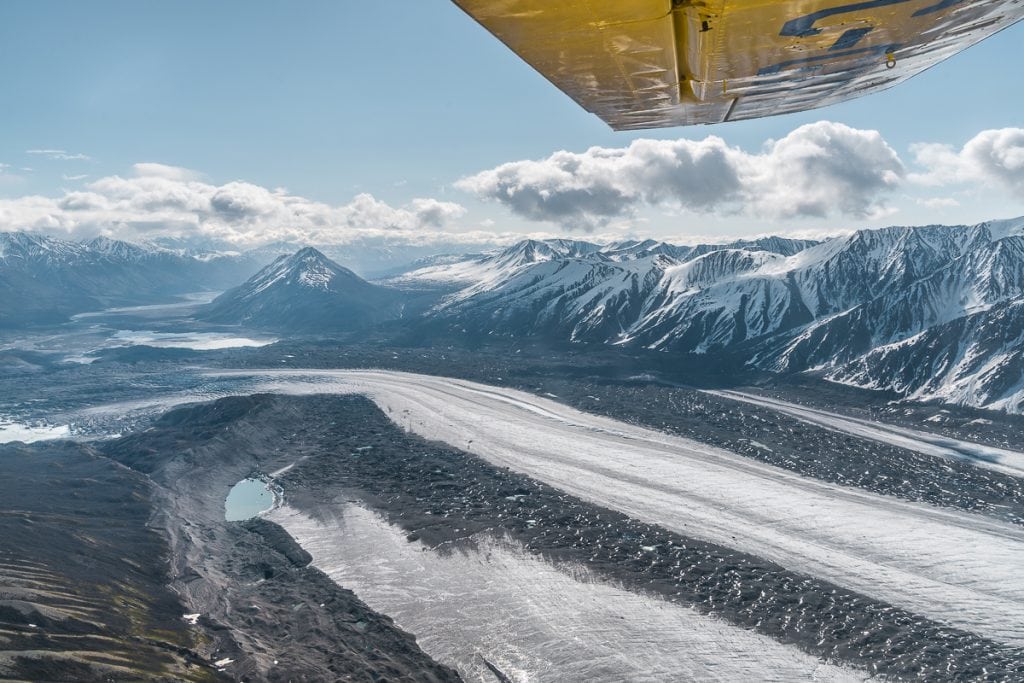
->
[215,346,1024,527]
[268,395,1024,682]
[507,378,1024,528]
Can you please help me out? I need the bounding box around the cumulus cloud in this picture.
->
[133,162,201,182]
[409,197,467,227]
[3,123,1018,249]
[916,196,960,209]
[26,149,91,161]
[910,128,1024,198]
[0,164,467,247]
[456,121,904,230]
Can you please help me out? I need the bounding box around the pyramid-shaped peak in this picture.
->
[201,245,400,331]
[272,247,357,291]
[291,246,328,261]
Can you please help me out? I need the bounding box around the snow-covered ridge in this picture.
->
[0,231,260,325]
[0,231,238,265]
[387,234,816,291]
[7,218,1024,414]
[389,217,1024,413]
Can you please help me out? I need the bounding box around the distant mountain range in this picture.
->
[200,247,402,332]
[384,234,823,347]
[4,218,1024,414]
[0,232,262,325]
[385,218,1024,413]
[235,240,501,279]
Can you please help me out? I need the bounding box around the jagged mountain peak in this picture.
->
[85,235,152,261]
[730,236,819,256]
[494,238,601,266]
[981,216,1024,241]
[292,245,327,260]
[202,247,402,332]
[601,239,690,261]
[247,247,365,295]
[0,231,43,249]
[0,232,83,262]
[663,248,784,292]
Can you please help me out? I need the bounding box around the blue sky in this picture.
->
[1,1,1022,247]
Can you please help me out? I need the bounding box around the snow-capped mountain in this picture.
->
[388,236,812,288]
[384,238,605,288]
[201,247,403,332]
[752,222,1024,373]
[399,218,1024,413]
[394,234,817,346]
[9,219,1024,413]
[244,240,507,279]
[437,253,674,343]
[0,232,261,326]
[600,239,691,262]
[830,299,1024,413]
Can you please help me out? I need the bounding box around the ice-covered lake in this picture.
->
[107,330,275,351]
[0,418,71,444]
[0,293,276,366]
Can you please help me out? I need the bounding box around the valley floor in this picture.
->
[4,323,1024,680]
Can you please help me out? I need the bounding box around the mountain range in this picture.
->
[3,217,1023,414]
[385,218,1024,413]
[0,232,261,325]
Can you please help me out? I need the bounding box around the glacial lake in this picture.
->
[225,478,275,521]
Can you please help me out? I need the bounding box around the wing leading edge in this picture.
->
[454,0,1024,129]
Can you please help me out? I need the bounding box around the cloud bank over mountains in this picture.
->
[0,123,1021,246]
[1,162,471,248]
[458,123,1024,232]
[456,122,905,230]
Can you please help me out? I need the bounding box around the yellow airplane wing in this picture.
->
[453,0,1024,129]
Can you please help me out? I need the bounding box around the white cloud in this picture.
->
[916,196,960,209]
[409,197,467,227]
[910,128,1024,198]
[133,162,201,182]
[0,164,469,248]
[2,123,1018,251]
[25,149,91,161]
[61,174,89,181]
[456,121,904,230]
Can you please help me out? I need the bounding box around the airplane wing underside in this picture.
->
[453,0,1024,129]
